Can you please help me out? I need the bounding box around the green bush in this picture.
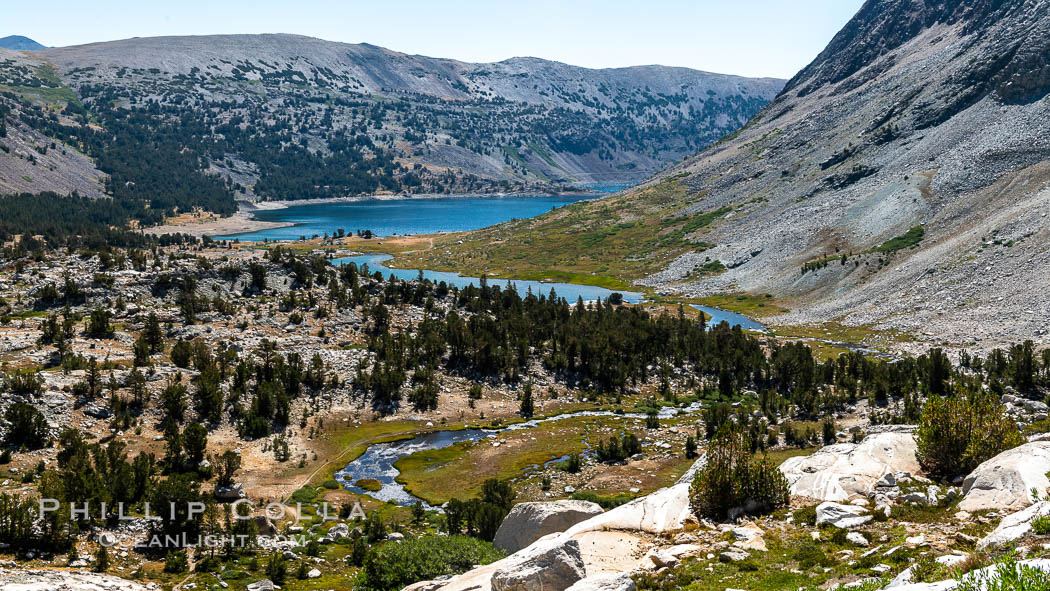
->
[266,552,287,585]
[561,454,583,473]
[957,554,1050,591]
[594,431,643,463]
[291,486,318,503]
[792,505,817,526]
[1032,515,1050,536]
[163,550,188,574]
[322,479,341,489]
[4,402,50,449]
[916,390,1024,478]
[689,427,789,520]
[571,490,634,510]
[876,225,925,253]
[793,541,832,569]
[361,535,503,591]
[912,554,942,583]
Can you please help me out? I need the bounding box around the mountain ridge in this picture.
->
[632,0,1050,348]
[0,34,782,205]
[0,35,45,51]
[409,0,1050,350]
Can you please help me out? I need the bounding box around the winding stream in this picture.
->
[227,192,774,506]
[329,256,765,507]
[335,404,700,507]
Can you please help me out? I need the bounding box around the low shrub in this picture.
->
[571,490,633,510]
[792,505,817,526]
[1032,515,1050,535]
[793,541,832,569]
[163,550,188,574]
[360,535,503,591]
[957,554,1050,591]
[291,486,318,503]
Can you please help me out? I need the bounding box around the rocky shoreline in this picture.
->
[140,210,295,239]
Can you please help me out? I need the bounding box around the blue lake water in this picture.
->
[690,305,766,333]
[332,254,765,332]
[332,254,645,304]
[221,194,607,242]
[577,181,634,193]
[218,187,764,330]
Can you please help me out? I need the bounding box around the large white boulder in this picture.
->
[491,535,586,591]
[0,571,149,591]
[493,500,604,553]
[779,432,919,502]
[564,573,636,591]
[815,502,872,529]
[978,501,1050,550]
[405,457,708,591]
[565,481,692,536]
[959,441,1050,512]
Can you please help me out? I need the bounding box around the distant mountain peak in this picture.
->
[0,35,46,51]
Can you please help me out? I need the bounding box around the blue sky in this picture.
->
[6,0,865,79]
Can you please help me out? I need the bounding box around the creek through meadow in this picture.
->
[221,187,765,505]
[333,404,703,508]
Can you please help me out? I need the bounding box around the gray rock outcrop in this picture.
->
[815,502,872,529]
[564,573,637,591]
[959,441,1050,512]
[780,432,919,502]
[490,536,586,591]
[493,500,604,554]
[978,501,1050,550]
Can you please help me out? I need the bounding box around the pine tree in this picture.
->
[143,312,164,352]
[519,382,534,419]
[133,335,151,367]
[94,545,109,572]
[685,436,698,459]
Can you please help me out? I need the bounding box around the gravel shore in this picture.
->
[141,210,294,239]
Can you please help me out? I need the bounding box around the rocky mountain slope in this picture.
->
[433,0,1050,350]
[0,34,781,205]
[651,0,1050,349]
[0,48,105,197]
